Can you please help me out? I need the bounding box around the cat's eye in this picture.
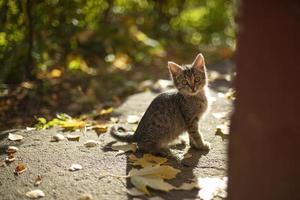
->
[182,80,188,85]
[194,77,201,82]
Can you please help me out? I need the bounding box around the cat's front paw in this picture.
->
[191,140,211,151]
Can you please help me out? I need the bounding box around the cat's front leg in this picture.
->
[188,122,210,151]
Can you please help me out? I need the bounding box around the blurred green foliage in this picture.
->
[0,0,235,83]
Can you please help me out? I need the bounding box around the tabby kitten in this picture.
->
[110,53,210,156]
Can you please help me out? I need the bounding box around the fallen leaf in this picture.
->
[111,143,137,153]
[129,154,168,167]
[127,187,145,196]
[5,154,16,162]
[15,163,27,175]
[131,175,175,195]
[8,133,23,141]
[26,189,45,199]
[93,125,108,135]
[26,127,36,131]
[212,112,227,119]
[127,115,140,124]
[84,140,99,147]
[60,119,86,131]
[69,164,82,171]
[78,194,93,200]
[6,146,19,153]
[66,134,80,141]
[34,175,42,186]
[100,107,113,115]
[50,134,65,142]
[129,165,180,180]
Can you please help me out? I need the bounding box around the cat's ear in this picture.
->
[168,61,182,77]
[192,53,205,71]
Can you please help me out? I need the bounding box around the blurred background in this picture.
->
[0,0,235,130]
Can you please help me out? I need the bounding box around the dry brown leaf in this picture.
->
[69,164,82,171]
[93,125,108,135]
[26,189,45,199]
[129,154,168,167]
[34,175,42,186]
[50,134,65,142]
[15,163,27,175]
[5,154,16,162]
[66,134,80,141]
[84,140,98,147]
[8,133,23,141]
[78,194,93,200]
[6,146,19,153]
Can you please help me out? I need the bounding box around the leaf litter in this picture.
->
[129,154,168,167]
[15,163,27,175]
[66,134,80,141]
[6,146,19,153]
[50,134,65,142]
[8,133,23,141]
[128,165,180,195]
[34,175,42,186]
[26,189,45,199]
[84,140,99,147]
[69,164,83,171]
[35,113,86,131]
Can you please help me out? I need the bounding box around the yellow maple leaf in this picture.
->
[129,165,180,180]
[93,124,108,134]
[59,119,86,130]
[129,154,168,167]
[100,107,113,115]
[128,165,180,195]
[130,175,175,195]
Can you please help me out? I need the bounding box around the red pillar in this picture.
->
[228,0,300,199]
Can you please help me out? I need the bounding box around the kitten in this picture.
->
[110,53,210,156]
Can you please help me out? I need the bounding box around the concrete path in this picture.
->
[0,86,232,200]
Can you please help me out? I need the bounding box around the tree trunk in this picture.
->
[228,0,300,199]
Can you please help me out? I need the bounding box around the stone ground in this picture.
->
[0,62,233,200]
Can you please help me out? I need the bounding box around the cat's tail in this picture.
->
[110,125,136,142]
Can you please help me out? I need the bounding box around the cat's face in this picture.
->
[168,54,207,96]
